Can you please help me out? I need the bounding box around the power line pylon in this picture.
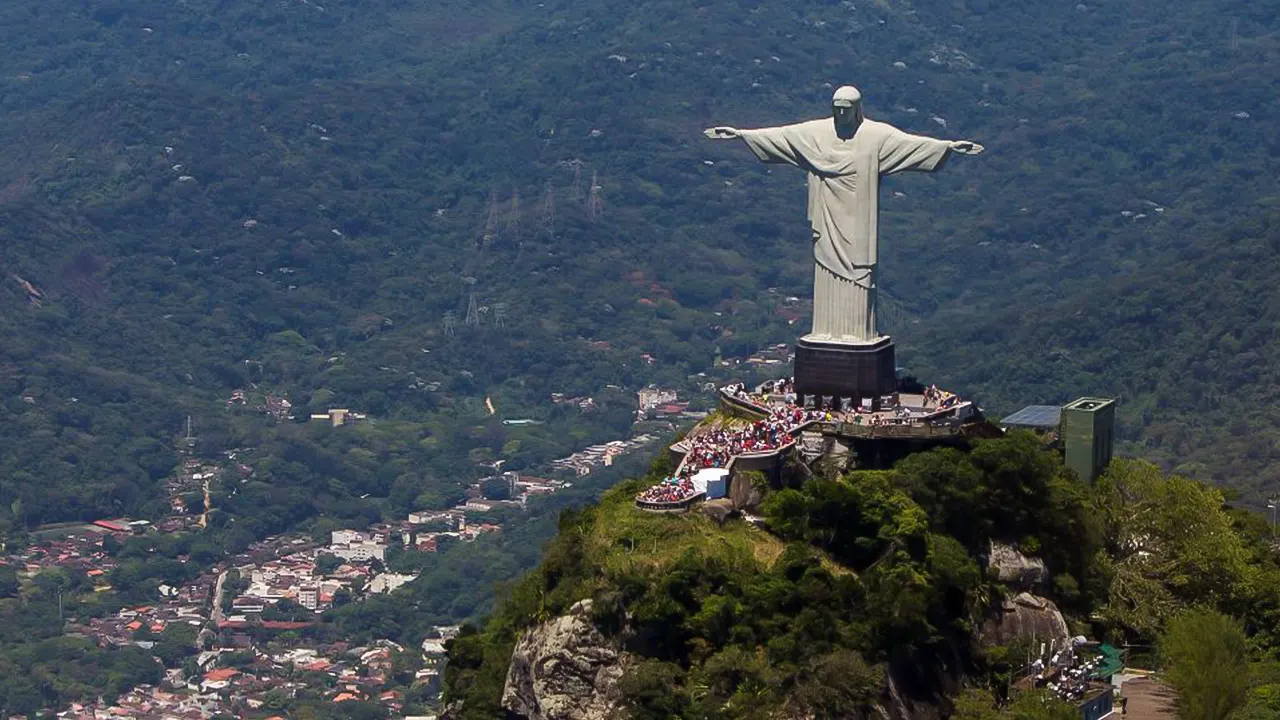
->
[567,160,584,203]
[492,302,508,331]
[443,310,457,336]
[482,189,501,250]
[505,190,521,242]
[587,171,603,223]
[465,293,481,327]
[540,182,556,238]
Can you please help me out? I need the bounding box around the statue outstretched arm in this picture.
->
[949,140,985,155]
[707,122,819,169]
[704,126,741,139]
[880,128,980,175]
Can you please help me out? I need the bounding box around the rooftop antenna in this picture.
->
[540,181,556,238]
[442,310,457,336]
[587,171,604,222]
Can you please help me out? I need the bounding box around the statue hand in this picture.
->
[704,126,741,140]
[950,140,985,155]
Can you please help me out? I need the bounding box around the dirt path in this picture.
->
[199,476,211,529]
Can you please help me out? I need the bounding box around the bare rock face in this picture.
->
[700,498,737,525]
[502,599,632,720]
[728,471,765,511]
[979,592,1070,651]
[985,541,1048,591]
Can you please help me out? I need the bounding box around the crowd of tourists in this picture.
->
[636,377,969,508]
[923,384,959,409]
[635,397,826,507]
[635,475,699,506]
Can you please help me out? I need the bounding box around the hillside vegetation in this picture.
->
[444,437,1280,718]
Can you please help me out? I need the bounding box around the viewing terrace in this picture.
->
[636,377,990,512]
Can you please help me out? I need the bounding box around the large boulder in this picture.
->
[728,470,765,511]
[502,599,632,720]
[985,541,1048,591]
[700,498,737,525]
[979,592,1070,652]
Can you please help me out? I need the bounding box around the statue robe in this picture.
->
[739,118,952,342]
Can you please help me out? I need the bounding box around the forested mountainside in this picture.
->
[0,0,1277,620]
[912,212,1280,501]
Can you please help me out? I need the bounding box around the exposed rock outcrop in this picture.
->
[979,592,1070,651]
[985,541,1048,591]
[700,498,737,524]
[728,470,765,511]
[502,600,633,720]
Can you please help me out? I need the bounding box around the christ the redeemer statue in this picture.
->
[705,85,983,344]
[706,85,982,408]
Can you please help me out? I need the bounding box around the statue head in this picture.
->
[831,85,864,135]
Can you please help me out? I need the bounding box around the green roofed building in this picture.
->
[1061,397,1116,484]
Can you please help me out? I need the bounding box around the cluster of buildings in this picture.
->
[5,525,121,584]
[226,389,294,422]
[74,576,214,647]
[723,342,793,368]
[635,387,697,421]
[60,630,456,719]
[549,392,597,412]
[224,531,417,620]
[551,433,658,476]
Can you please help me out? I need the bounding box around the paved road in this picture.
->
[1121,676,1177,719]
[210,570,228,625]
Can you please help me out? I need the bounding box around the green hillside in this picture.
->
[443,438,1280,718]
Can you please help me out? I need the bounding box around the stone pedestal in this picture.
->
[794,335,896,410]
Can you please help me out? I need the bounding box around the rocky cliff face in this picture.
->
[501,599,633,720]
[986,541,1049,592]
[980,592,1071,651]
[497,599,961,720]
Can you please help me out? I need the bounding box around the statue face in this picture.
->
[831,85,864,135]
[832,102,863,134]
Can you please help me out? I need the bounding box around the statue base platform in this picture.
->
[794,335,896,411]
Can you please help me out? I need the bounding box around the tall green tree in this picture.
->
[1161,609,1249,720]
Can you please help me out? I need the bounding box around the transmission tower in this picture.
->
[443,310,457,336]
[465,293,481,326]
[505,190,521,241]
[587,171,604,223]
[482,189,501,249]
[492,302,508,331]
[540,182,556,238]
[568,160,584,203]
[184,415,197,451]
[1229,16,1240,51]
